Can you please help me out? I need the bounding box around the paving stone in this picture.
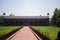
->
[7,26,41,40]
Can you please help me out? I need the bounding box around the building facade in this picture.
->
[3,16,49,26]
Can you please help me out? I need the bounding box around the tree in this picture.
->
[47,13,49,16]
[40,15,41,16]
[56,9,60,27]
[52,8,60,27]
[3,12,6,16]
[0,16,3,26]
[52,8,58,25]
[9,14,15,16]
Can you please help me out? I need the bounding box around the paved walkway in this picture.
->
[7,26,42,40]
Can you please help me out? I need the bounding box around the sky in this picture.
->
[0,0,60,18]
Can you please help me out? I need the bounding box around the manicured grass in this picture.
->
[0,26,20,37]
[32,26,60,40]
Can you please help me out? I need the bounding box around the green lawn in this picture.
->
[0,26,20,37]
[32,26,60,40]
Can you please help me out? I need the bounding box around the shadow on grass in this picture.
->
[30,27,50,40]
[0,27,23,40]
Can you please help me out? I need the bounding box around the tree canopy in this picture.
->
[0,16,3,26]
[52,8,60,27]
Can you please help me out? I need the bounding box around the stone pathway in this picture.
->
[7,26,42,40]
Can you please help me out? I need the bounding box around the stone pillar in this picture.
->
[33,20,35,26]
[22,20,24,25]
[38,20,40,26]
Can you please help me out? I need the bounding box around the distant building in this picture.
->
[3,16,49,26]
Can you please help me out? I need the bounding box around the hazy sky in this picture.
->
[0,0,60,18]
